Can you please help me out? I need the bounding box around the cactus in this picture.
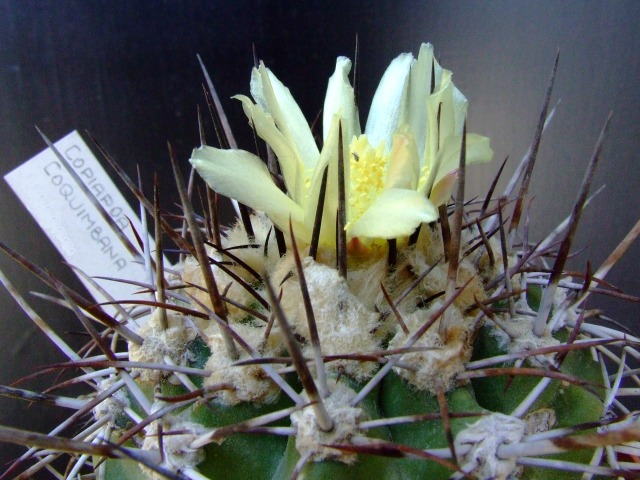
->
[1,42,640,479]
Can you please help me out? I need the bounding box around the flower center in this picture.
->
[346,135,387,231]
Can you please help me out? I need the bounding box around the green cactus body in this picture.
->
[379,373,485,479]
[191,396,293,478]
[471,327,605,479]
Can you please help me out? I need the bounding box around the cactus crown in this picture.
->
[1,43,640,480]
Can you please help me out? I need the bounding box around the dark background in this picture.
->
[1,0,639,472]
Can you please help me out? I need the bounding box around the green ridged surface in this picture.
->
[471,326,604,479]
[107,308,606,479]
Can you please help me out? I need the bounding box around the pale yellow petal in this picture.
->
[464,133,493,166]
[385,127,419,190]
[234,94,305,204]
[433,133,494,187]
[323,57,361,145]
[429,170,458,206]
[422,72,469,194]
[424,71,452,152]
[250,63,319,172]
[347,188,437,239]
[434,72,468,140]
[400,43,444,163]
[190,146,306,235]
[451,85,468,136]
[364,53,413,151]
[304,114,342,246]
[422,70,450,188]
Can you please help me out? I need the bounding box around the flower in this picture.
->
[190,43,493,250]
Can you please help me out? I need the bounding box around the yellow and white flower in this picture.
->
[190,43,492,250]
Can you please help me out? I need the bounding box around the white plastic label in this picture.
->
[5,131,157,315]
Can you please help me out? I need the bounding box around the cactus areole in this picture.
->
[2,43,640,480]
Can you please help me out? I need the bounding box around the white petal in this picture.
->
[190,146,307,235]
[234,94,305,204]
[364,53,413,151]
[323,57,361,144]
[251,63,320,172]
[347,188,437,239]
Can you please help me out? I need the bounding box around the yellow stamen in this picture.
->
[346,135,388,231]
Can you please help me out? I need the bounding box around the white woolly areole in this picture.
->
[203,329,280,405]
[181,214,278,327]
[410,225,489,311]
[388,301,471,393]
[454,413,525,480]
[402,250,487,314]
[181,249,256,326]
[128,310,196,382]
[291,380,365,464]
[222,212,282,273]
[275,256,380,380]
[345,255,388,310]
[92,377,129,427]
[490,315,560,365]
[141,417,205,479]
